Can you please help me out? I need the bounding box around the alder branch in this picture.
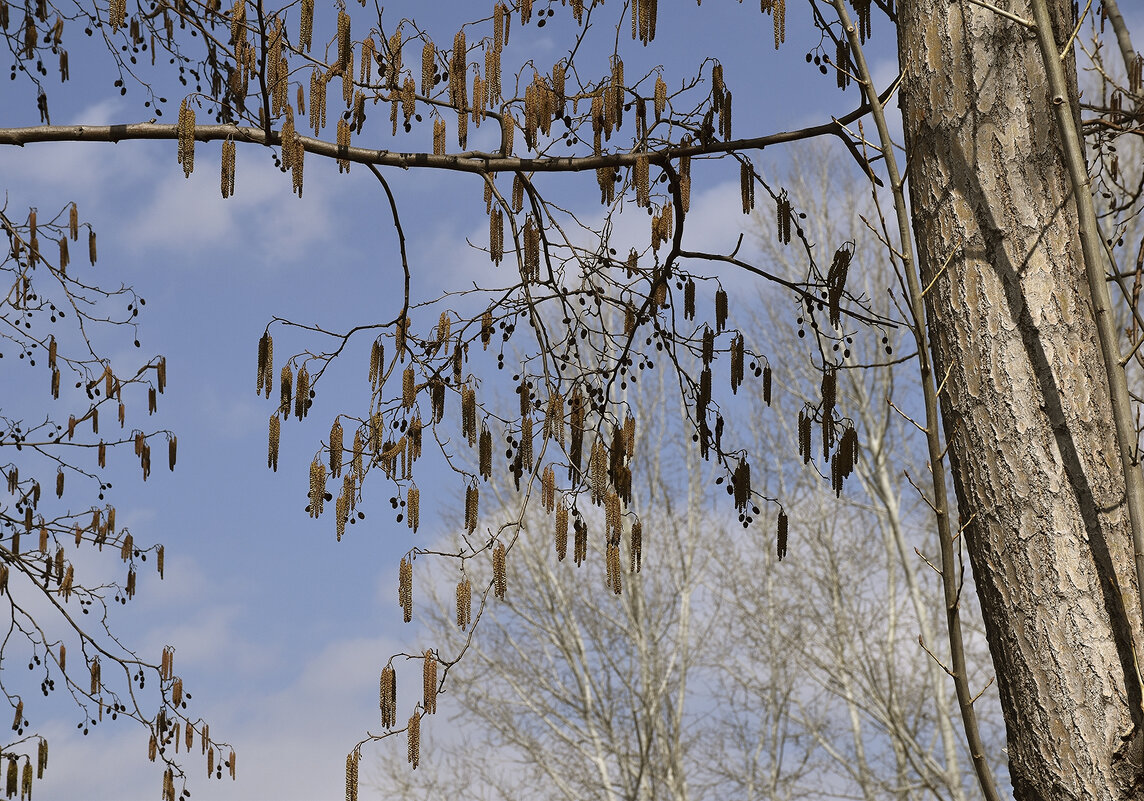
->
[0,80,900,176]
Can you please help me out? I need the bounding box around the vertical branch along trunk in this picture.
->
[898,1,1144,797]
[832,1,1001,795]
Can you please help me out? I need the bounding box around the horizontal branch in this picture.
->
[0,81,899,176]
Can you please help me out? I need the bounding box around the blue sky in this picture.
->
[0,0,1074,797]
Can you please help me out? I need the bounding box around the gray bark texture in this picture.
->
[897,1,1144,798]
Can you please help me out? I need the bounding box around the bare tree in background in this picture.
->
[368,152,1006,800]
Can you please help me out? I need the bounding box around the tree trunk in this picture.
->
[897,1,1144,798]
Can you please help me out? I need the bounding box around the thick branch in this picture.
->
[0,84,899,175]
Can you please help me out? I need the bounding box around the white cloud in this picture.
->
[126,153,335,269]
[31,575,410,801]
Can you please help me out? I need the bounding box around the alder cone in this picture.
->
[898,1,1143,795]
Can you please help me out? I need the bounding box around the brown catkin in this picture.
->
[268,415,280,471]
[380,665,396,727]
[403,367,416,408]
[726,458,747,512]
[822,368,836,418]
[433,118,446,155]
[479,425,492,479]
[630,519,642,572]
[298,0,312,50]
[606,542,622,595]
[1127,54,1144,94]
[836,37,850,89]
[545,391,565,446]
[569,387,584,478]
[492,542,506,599]
[422,649,437,713]
[421,40,435,95]
[461,386,476,445]
[309,69,326,133]
[402,76,417,123]
[430,379,446,423]
[336,10,350,74]
[634,154,650,207]
[472,72,486,125]
[740,160,755,213]
[358,35,374,85]
[212,134,232,199]
[450,29,467,111]
[827,247,851,328]
[273,363,288,411]
[799,409,812,464]
[294,365,309,420]
[399,557,413,622]
[731,334,744,394]
[409,415,423,462]
[369,339,384,388]
[407,485,419,532]
[465,484,478,533]
[520,415,533,470]
[161,645,174,681]
[701,327,715,368]
[597,166,617,205]
[777,509,788,559]
[345,751,359,801]
[555,501,568,560]
[654,74,667,119]
[486,44,502,106]
[523,216,540,282]
[542,465,555,513]
[169,436,177,471]
[407,711,420,769]
[329,420,343,477]
[590,439,607,504]
[605,490,619,541]
[715,289,728,332]
[337,117,351,173]
[309,457,325,517]
[456,577,471,629]
[177,98,195,177]
[490,207,504,264]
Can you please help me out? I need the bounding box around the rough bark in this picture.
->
[897,1,1144,798]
